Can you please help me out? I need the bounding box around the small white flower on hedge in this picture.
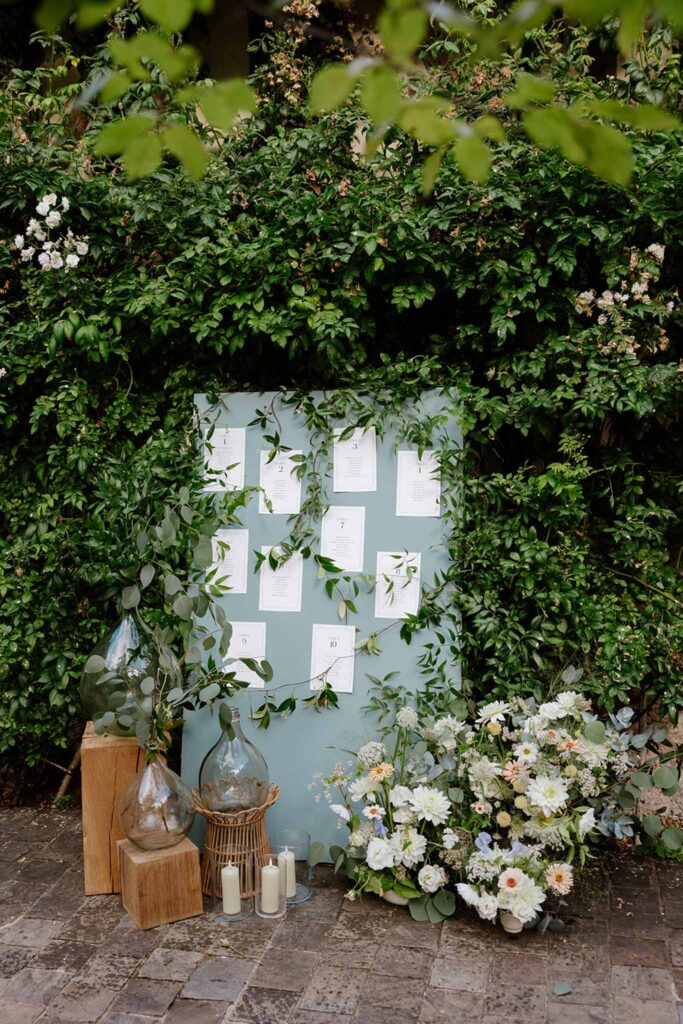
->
[418,864,447,893]
[14,195,87,273]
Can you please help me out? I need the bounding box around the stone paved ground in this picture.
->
[1,807,682,1024]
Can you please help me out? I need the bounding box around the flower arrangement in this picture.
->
[316,677,682,928]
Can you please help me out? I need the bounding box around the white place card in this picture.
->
[310,623,356,694]
[258,546,304,613]
[320,505,365,572]
[258,450,302,514]
[396,450,441,517]
[211,528,249,594]
[203,427,246,492]
[374,551,422,620]
[333,427,377,492]
[225,621,267,689]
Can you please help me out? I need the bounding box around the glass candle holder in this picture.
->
[209,855,254,923]
[270,828,312,905]
[255,853,286,919]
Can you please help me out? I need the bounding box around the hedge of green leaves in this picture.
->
[0,22,681,767]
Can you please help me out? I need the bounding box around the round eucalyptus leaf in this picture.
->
[140,564,155,589]
[135,719,150,744]
[165,573,182,595]
[199,682,220,704]
[140,676,155,695]
[653,766,678,791]
[122,585,140,610]
[84,654,107,674]
[583,720,605,744]
[661,826,683,851]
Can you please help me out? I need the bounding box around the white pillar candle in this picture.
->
[261,858,280,914]
[278,847,296,899]
[221,862,241,916]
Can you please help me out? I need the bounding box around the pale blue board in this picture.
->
[182,389,461,854]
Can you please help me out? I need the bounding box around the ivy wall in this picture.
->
[0,21,681,774]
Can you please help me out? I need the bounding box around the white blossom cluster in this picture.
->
[574,244,678,356]
[13,194,88,273]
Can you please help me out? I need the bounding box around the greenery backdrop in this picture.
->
[0,11,681,778]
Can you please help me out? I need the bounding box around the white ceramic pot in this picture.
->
[381,890,409,906]
[499,911,524,934]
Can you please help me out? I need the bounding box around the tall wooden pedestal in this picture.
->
[81,723,144,895]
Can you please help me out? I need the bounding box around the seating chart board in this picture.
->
[182,389,461,852]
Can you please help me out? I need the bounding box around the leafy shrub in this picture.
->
[0,21,681,770]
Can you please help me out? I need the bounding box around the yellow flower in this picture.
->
[487,722,502,736]
[514,795,529,810]
[496,811,512,827]
[368,762,395,783]
[563,764,578,778]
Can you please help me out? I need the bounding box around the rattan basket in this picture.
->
[193,779,280,899]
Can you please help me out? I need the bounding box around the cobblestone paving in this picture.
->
[1,806,682,1023]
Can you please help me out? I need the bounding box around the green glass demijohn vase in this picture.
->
[80,614,152,737]
[199,707,269,812]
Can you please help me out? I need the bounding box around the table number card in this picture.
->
[320,505,365,572]
[258,450,303,514]
[374,551,422,620]
[225,621,267,689]
[333,427,377,492]
[211,528,250,595]
[203,427,246,492]
[258,546,304,613]
[396,450,442,517]
[310,623,356,694]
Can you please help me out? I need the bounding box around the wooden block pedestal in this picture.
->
[81,723,144,895]
[118,837,203,930]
